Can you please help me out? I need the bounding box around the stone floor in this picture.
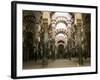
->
[23,58,90,69]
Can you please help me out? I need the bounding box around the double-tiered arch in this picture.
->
[51,12,74,48]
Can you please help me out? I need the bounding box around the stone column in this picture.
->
[75,13,84,65]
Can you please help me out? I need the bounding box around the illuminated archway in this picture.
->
[55,22,67,30]
[55,33,67,48]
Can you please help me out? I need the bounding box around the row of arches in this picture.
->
[51,12,73,49]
